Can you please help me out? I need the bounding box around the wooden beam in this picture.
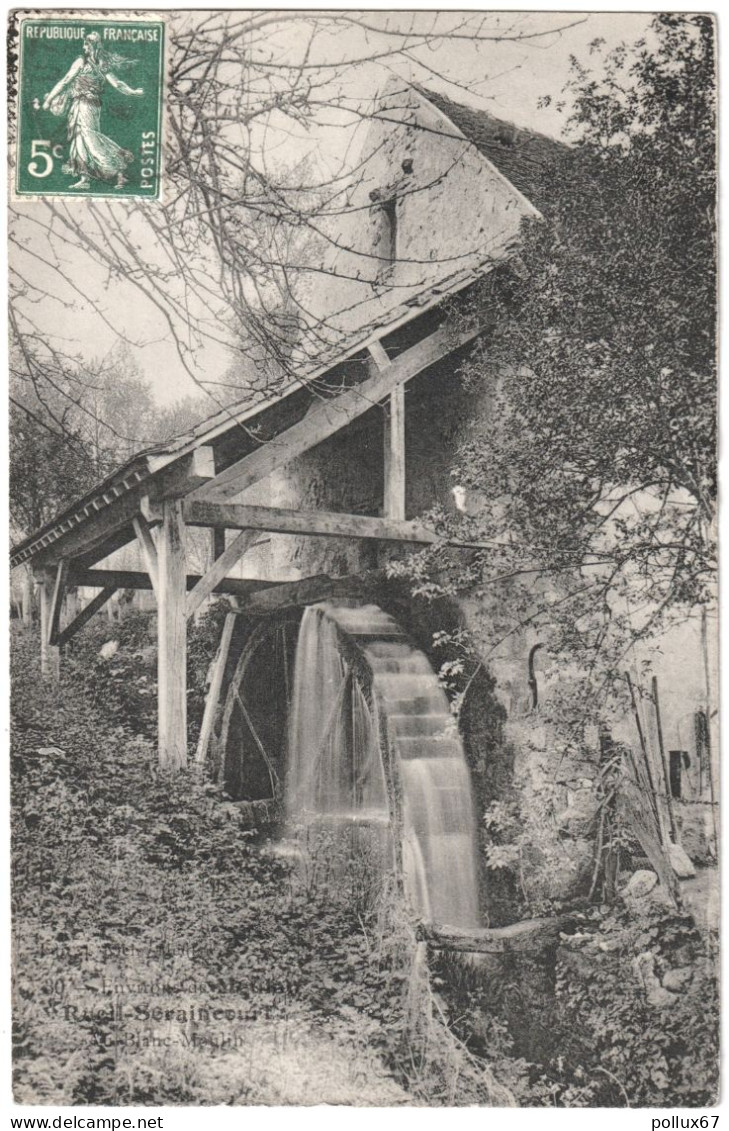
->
[193,319,483,502]
[157,500,188,770]
[195,613,236,765]
[233,570,387,616]
[211,527,226,562]
[418,915,576,955]
[74,525,138,573]
[69,567,277,598]
[47,561,68,647]
[147,445,216,498]
[133,515,159,598]
[384,385,406,520]
[186,529,259,619]
[57,587,117,647]
[38,580,59,680]
[183,500,438,544]
[368,340,390,370]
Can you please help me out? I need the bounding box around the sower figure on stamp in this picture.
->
[42,31,143,190]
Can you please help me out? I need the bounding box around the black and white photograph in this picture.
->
[7,7,719,1111]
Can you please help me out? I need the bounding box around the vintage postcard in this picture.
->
[8,8,718,1113]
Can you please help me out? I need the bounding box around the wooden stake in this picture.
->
[38,579,60,680]
[625,672,662,836]
[700,606,719,854]
[652,675,678,842]
[47,561,68,647]
[21,565,34,626]
[157,500,188,770]
[195,612,236,766]
[384,385,406,520]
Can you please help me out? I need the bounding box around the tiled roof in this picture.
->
[416,87,567,212]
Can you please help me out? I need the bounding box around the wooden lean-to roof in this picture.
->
[11,85,566,573]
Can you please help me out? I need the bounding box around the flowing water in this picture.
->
[286,602,481,928]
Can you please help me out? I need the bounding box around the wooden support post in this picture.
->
[195,612,236,765]
[133,514,159,598]
[211,527,226,563]
[47,560,68,647]
[186,529,258,620]
[384,385,406,520]
[38,578,60,680]
[21,564,34,626]
[64,585,80,624]
[157,500,188,770]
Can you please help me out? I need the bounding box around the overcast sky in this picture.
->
[11,10,655,410]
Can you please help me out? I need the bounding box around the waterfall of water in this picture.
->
[286,602,481,928]
[287,605,390,822]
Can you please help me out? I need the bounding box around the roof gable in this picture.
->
[415,86,567,212]
[294,79,540,360]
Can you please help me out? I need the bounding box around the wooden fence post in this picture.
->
[157,499,188,770]
[38,577,60,681]
[195,612,236,766]
[384,385,406,520]
[21,564,34,626]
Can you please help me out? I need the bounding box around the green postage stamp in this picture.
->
[14,15,165,199]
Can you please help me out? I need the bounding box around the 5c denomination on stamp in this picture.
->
[15,16,165,199]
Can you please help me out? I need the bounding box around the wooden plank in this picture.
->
[147,445,216,499]
[183,500,438,544]
[195,613,237,765]
[193,319,483,502]
[31,490,142,570]
[235,570,386,616]
[57,587,117,647]
[38,580,59,680]
[368,340,390,370]
[186,529,259,619]
[74,525,138,572]
[47,561,68,647]
[418,915,576,955]
[69,567,278,597]
[157,500,188,770]
[384,385,406,520]
[133,515,160,598]
[211,527,226,562]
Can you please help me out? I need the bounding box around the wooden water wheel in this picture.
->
[212,601,481,926]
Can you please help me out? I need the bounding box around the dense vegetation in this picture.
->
[395,15,717,723]
[11,621,719,1106]
[12,623,513,1106]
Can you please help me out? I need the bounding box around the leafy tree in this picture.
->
[10,370,96,537]
[10,343,162,538]
[445,14,715,684]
